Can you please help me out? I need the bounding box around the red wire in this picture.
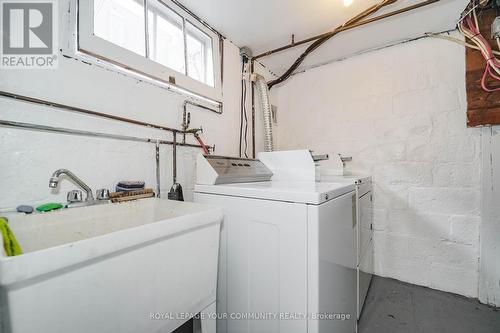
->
[195,134,210,155]
[462,13,500,92]
[481,65,500,92]
[488,66,500,80]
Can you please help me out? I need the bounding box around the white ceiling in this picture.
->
[179,0,468,77]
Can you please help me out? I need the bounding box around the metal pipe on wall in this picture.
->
[182,100,222,143]
[170,0,225,39]
[0,120,213,150]
[173,132,178,184]
[0,91,198,134]
[266,0,398,89]
[253,0,440,60]
[155,140,161,198]
[184,100,222,115]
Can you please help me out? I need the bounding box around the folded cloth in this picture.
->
[115,185,142,192]
[0,217,22,256]
[117,181,145,189]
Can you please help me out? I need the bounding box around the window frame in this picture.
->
[78,0,222,102]
[185,20,214,86]
[147,1,186,74]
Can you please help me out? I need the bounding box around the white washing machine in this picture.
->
[194,151,359,333]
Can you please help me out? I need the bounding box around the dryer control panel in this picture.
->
[196,154,273,185]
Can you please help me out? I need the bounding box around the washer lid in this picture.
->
[194,181,355,204]
[320,174,372,185]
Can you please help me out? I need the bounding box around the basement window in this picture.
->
[79,0,221,101]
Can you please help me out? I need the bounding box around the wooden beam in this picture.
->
[466,8,500,127]
[467,108,500,126]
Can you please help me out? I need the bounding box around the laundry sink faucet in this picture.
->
[49,168,95,202]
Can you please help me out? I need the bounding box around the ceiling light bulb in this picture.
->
[343,0,353,7]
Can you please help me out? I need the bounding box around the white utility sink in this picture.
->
[0,198,222,333]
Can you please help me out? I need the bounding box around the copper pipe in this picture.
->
[0,120,213,150]
[155,140,161,198]
[0,90,188,133]
[267,0,398,89]
[182,99,221,143]
[253,0,440,60]
[184,100,222,115]
[170,0,225,38]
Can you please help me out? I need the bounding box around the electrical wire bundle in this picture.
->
[458,0,500,92]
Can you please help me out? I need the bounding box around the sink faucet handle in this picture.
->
[96,189,110,201]
[67,190,83,203]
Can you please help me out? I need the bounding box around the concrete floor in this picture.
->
[359,276,500,333]
[174,276,500,333]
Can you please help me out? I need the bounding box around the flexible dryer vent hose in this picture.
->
[252,73,274,152]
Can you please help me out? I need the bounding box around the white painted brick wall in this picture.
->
[409,188,480,215]
[274,33,482,298]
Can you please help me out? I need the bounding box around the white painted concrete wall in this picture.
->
[273,34,483,298]
[0,1,242,210]
[480,126,500,306]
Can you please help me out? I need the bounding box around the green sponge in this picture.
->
[36,203,64,212]
[0,217,22,256]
